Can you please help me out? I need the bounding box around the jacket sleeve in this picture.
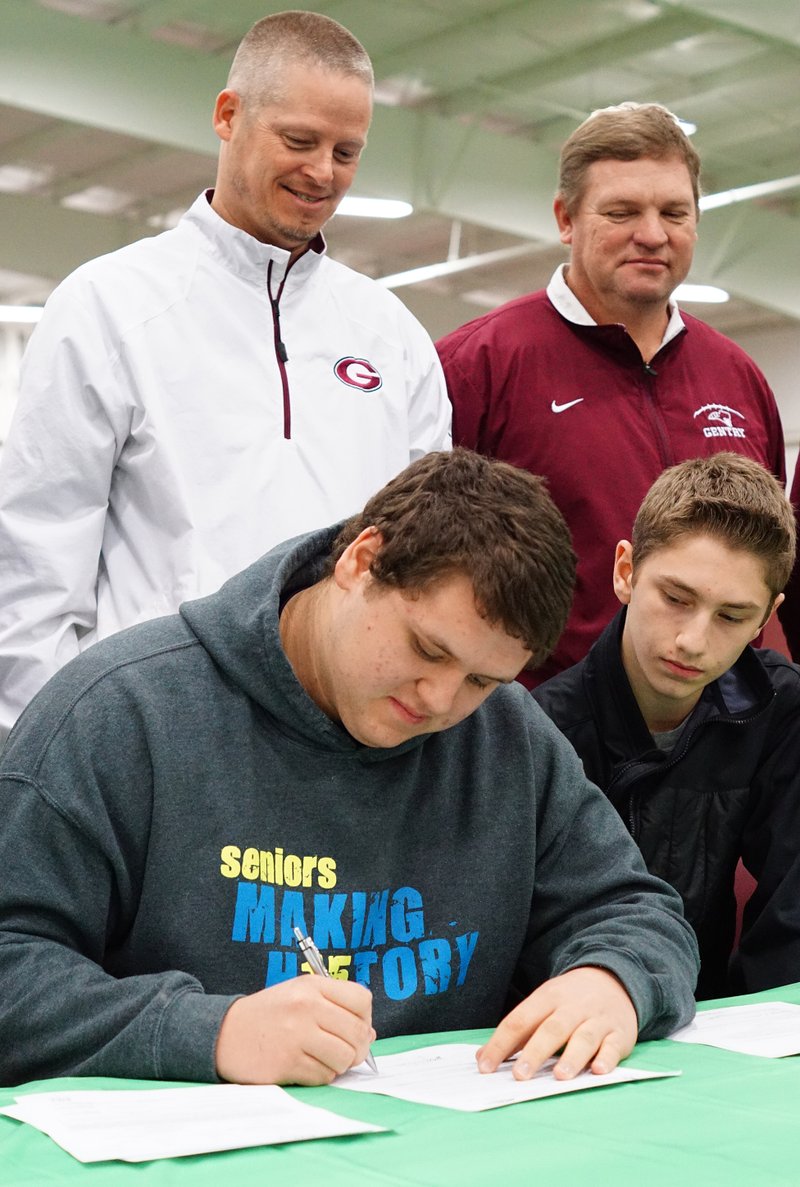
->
[777,455,800,661]
[435,324,491,452]
[0,281,126,745]
[730,661,800,992]
[398,304,452,458]
[515,709,699,1038]
[0,746,236,1086]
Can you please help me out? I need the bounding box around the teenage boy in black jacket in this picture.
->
[534,452,800,999]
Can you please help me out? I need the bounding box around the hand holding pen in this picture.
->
[294,927,379,1073]
[215,950,375,1085]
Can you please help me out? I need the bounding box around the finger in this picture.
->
[298,1025,369,1079]
[476,997,554,1073]
[288,1052,340,1087]
[317,976,374,1022]
[550,1019,609,1080]
[589,1030,631,1076]
[511,1011,578,1081]
[274,978,374,1078]
[310,996,376,1071]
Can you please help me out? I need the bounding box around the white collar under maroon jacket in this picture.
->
[546,262,685,348]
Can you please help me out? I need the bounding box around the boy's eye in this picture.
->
[467,674,492,691]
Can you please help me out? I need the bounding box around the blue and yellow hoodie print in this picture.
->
[0,526,698,1085]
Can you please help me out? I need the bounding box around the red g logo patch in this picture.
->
[334,357,383,392]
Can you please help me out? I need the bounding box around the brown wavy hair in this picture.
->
[558,102,701,215]
[329,449,576,666]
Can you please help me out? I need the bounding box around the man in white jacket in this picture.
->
[0,10,451,744]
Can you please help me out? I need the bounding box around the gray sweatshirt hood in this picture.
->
[179,525,426,763]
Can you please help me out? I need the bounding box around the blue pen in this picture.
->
[293,926,378,1073]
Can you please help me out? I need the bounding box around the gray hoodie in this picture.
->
[0,527,698,1086]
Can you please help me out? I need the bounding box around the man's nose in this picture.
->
[416,670,464,717]
[300,147,335,187]
[675,614,708,658]
[633,211,669,247]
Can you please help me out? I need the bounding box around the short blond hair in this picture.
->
[227,10,373,108]
[632,453,795,599]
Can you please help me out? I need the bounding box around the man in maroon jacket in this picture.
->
[436,102,790,686]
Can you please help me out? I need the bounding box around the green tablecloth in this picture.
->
[3,984,800,1186]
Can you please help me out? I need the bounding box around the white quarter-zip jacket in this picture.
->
[0,191,451,741]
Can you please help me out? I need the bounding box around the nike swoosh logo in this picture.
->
[551,398,584,413]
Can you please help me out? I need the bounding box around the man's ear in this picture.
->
[212,89,241,142]
[613,541,635,606]
[333,528,383,591]
[755,591,785,639]
[553,195,574,246]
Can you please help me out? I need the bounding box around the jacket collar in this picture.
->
[546,263,685,349]
[181,189,326,289]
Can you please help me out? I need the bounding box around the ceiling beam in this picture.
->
[658,0,800,51]
[0,0,221,154]
[425,9,719,113]
[0,0,797,327]
[0,191,154,283]
[692,203,800,319]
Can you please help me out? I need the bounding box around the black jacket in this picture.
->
[534,610,800,999]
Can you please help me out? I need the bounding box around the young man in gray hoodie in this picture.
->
[0,450,697,1089]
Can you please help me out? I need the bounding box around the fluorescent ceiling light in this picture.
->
[147,208,185,231]
[378,243,538,289]
[674,284,729,304]
[0,305,44,324]
[61,186,135,215]
[0,164,53,194]
[336,197,412,219]
[700,174,800,212]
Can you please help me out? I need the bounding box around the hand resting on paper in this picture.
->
[476,967,638,1082]
[215,975,376,1086]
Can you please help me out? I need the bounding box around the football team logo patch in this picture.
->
[334,357,383,392]
[693,403,746,439]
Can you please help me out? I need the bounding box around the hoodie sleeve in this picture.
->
[0,647,245,1088]
[514,707,699,1039]
[0,770,240,1086]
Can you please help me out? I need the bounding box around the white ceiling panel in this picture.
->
[0,0,797,340]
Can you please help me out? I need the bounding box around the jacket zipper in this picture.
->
[640,358,673,469]
[266,259,291,439]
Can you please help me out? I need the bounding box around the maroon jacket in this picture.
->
[781,459,800,659]
[437,288,788,685]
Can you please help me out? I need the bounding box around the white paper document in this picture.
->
[333,1043,679,1112]
[670,1001,800,1057]
[0,1083,386,1163]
